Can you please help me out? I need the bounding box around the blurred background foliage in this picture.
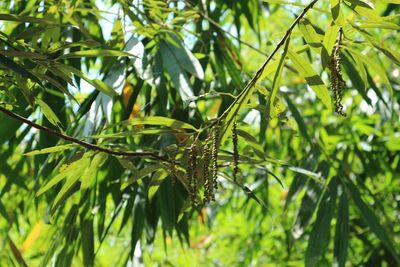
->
[0,0,399,266]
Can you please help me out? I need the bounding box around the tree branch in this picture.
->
[0,106,170,162]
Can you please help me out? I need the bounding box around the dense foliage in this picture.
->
[0,0,399,266]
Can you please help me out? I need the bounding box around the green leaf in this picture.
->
[112,116,198,131]
[305,178,337,267]
[80,153,108,190]
[0,13,55,24]
[345,48,393,95]
[165,34,204,79]
[90,128,181,139]
[24,144,76,156]
[344,0,378,18]
[80,217,94,267]
[322,24,339,69]
[160,40,194,103]
[36,98,63,129]
[57,49,139,59]
[345,179,400,263]
[121,163,165,190]
[0,54,43,86]
[148,170,169,202]
[284,95,312,144]
[267,37,289,119]
[298,19,322,53]
[55,64,118,97]
[36,153,91,196]
[258,60,280,82]
[287,49,332,109]
[334,191,349,267]
[330,0,345,26]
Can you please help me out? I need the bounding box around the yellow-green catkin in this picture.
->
[211,126,219,199]
[203,135,213,203]
[187,142,198,205]
[329,27,346,117]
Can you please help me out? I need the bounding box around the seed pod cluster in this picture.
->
[232,121,239,182]
[187,142,198,205]
[329,27,346,117]
[203,135,213,203]
[211,126,219,195]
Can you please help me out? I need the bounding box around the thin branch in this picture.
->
[0,106,170,162]
[215,0,319,125]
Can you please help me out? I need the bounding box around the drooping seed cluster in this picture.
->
[184,126,220,206]
[203,135,213,203]
[232,121,239,182]
[211,126,219,194]
[186,142,198,205]
[329,27,346,117]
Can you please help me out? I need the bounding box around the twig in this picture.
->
[0,106,170,162]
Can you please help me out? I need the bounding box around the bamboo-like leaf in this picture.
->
[121,163,165,190]
[111,116,198,131]
[334,191,349,267]
[36,153,91,196]
[160,40,194,103]
[305,178,337,267]
[345,48,393,95]
[80,153,108,190]
[165,34,204,79]
[36,99,63,129]
[267,37,289,118]
[298,19,322,53]
[0,54,43,86]
[58,49,139,59]
[322,24,339,69]
[55,64,118,97]
[287,49,332,109]
[0,13,55,24]
[284,95,313,144]
[148,170,169,202]
[344,0,378,18]
[24,144,76,156]
[330,0,345,26]
[81,218,94,267]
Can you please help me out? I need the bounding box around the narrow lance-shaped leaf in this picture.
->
[160,40,194,103]
[334,190,349,267]
[24,144,76,156]
[36,99,63,129]
[287,49,332,109]
[330,0,345,26]
[57,49,139,59]
[298,19,322,53]
[322,23,339,69]
[108,116,198,131]
[267,36,290,118]
[305,178,337,267]
[0,54,43,87]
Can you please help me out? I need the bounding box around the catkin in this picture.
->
[203,135,212,203]
[329,27,346,117]
[211,126,219,200]
[232,121,239,182]
[187,142,198,205]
